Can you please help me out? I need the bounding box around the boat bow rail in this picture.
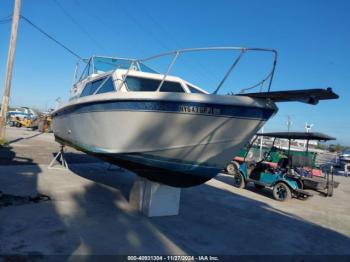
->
[137,47,278,95]
[74,47,278,96]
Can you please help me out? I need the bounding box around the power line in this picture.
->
[0,14,12,20]
[120,3,222,88]
[0,15,12,24]
[51,0,107,53]
[71,0,222,88]
[0,19,12,24]
[72,0,147,55]
[21,15,83,60]
[113,1,172,51]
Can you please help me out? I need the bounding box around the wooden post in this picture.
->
[0,0,21,140]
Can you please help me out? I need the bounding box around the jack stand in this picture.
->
[48,145,69,170]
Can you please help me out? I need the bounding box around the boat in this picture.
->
[51,47,338,187]
[7,107,37,121]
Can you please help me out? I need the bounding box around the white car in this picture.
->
[339,150,350,164]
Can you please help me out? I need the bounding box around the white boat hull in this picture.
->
[52,93,277,187]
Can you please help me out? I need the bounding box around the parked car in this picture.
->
[339,150,350,164]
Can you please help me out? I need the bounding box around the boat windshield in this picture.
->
[78,56,157,81]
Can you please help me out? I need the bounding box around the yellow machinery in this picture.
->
[31,115,52,132]
[9,116,32,128]
[38,115,52,132]
[9,114,52,132]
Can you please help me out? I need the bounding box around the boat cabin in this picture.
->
[70,56,208,100]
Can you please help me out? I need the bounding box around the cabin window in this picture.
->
[187,84,205,94]
[159,81,184,93]
[80,78,105,97]
[96,77,115,94]
[125,76,159,92]
[125,76,184,92]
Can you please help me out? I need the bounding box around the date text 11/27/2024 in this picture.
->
[127,255,220,261]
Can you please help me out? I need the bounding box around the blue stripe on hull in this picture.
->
[119,153,222,178]
[100,152,221,187]
[53,99,276,120]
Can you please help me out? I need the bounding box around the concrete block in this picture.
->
[129,177,181,217]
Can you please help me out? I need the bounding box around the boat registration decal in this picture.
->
[179,105,221,115]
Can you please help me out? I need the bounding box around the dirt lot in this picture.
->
[0,127,349,256]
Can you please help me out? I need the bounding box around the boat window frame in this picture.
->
[185,83,207,94]
[122,74,187,93]
[159,80,186,93]
[80,75,108,97]
[93,75,116,95]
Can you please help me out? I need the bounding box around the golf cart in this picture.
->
[230,132,338,201]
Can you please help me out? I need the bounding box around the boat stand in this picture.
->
[48,145,69,171]
[129,177,181,217]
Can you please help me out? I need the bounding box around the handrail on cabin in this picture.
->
[138,47,278,94]
[75,47,278,95]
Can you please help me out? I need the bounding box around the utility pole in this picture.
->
[305,122,313,133]
[304,122,314,148]
[0,0,21,140]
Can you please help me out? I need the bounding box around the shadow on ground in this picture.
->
[67,155,350,255]
[0,145,35,166]
[7,132,43,145]
[215,174,277,200]
[1,145,350,255]
[0,145,80,256]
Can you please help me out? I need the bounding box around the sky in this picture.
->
[0,0,349,144]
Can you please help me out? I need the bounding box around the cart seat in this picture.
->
[310,168,322,177]
[249,162,277,180]
[262,161,278,168]
[233,156,245,163]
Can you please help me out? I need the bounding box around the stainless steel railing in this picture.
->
[76,46,278,95]
[137,47,278,94]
